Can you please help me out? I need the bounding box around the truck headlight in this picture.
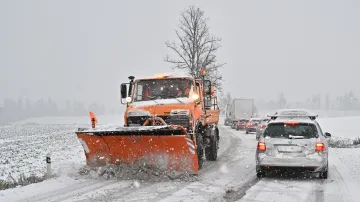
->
[192,94,199,100]
[126,97,132,102]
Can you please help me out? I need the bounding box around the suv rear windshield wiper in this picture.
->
[288,135,304,139]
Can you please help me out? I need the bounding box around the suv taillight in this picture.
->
[315,142,325,152]
[257,142,266,151]
[260,124,265,129]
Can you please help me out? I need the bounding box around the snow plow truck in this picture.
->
[76,70,220,174]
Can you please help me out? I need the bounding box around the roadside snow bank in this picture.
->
[316,116,360,147]
[327,136,360,148]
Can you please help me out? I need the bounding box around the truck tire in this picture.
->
[196,136,204,169]
[205,130,218,161]
[196,125,204,169]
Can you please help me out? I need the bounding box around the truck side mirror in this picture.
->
[121,83,127,99]
[203,80,211,95]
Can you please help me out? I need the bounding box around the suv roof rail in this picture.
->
[268,109,318,120]
[267,114,318,120]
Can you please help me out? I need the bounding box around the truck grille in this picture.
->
[127,115,190,129]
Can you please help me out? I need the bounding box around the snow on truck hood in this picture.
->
[129,98,193,107]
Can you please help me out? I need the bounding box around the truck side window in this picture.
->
[136,84,143,101]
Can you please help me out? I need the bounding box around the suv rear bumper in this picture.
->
[256,153,328,172]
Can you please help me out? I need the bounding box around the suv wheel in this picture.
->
[256,171,265,178]
[319,170,328,179]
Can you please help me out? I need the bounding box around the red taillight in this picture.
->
[260,124,265,129]
[247,123,252,127]
[315,142,325,152]
[284,122,299,126]
[257,142,266,151]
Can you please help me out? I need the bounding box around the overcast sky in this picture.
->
[1,0,359,108]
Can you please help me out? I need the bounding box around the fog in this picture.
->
[1,0,360,110]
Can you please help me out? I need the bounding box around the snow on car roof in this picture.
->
[274,109,317,116]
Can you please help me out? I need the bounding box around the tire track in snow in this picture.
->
[69,181,159,202]
[304,178,324,202]
[223,176,260,201]
[111,125,238,202]
[327,165,353,202]
[221,128,262,202]
[48,125,236,202]
[23,180,119,202]
[7,125,257,202]
[314,180,325,202]
[157,126,260,202]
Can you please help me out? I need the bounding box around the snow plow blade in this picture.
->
[76,125,199,174]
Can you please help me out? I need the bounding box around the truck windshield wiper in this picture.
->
[168,96,183,103]
[146,96,159,104]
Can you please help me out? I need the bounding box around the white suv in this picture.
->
[255,109,331,179]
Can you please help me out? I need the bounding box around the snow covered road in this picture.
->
[1,125,259,202]
[2,118,360,201]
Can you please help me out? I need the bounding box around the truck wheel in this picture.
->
[196,136,204,170]
[196,129,204,169]
[205,136,218,161]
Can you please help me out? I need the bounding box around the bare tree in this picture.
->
[165,5,225,90]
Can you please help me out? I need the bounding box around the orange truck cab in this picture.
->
[120,73,220,169]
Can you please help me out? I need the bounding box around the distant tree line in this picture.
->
[0,98,109,124]
[255,91,360,111]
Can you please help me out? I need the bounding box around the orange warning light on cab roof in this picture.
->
[154,73,171,78]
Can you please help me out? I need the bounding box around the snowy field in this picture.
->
[0,124,85,182]
[0,113,125,188]
[1,111,360,201]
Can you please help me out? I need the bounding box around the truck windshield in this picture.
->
[133,78,194,101]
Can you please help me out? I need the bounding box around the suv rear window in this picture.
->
[263,122,318,139]
[250,119,261,123]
